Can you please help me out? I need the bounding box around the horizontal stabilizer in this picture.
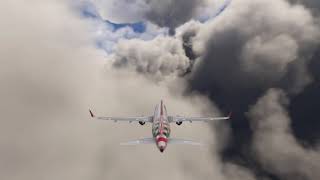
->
[168,138,204,146]
[120,138,154,145]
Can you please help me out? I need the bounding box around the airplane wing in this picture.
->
[168,138,204,146]
[120,138,154,145]
[168,113,231,123]
[120,138,205,146]
[120,138,204,146]
[89,110,153,123]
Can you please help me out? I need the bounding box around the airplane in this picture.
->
[89,100,231,153]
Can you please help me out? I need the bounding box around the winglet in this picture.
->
[89,109,95,118]
[228,112,232,119]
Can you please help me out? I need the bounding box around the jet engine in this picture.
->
[139,121,146,125]
[176,121,182,126]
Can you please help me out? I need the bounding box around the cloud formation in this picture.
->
[76,0,169,53]
[144,0,205,33]
[111,36,190,81]
[82,1,320,180]
[249,89,320,180]
[1,0,320,180]
[90,0,233,34]
[177,0,320,178]
[0,1,242,180]
[189,0,320,94]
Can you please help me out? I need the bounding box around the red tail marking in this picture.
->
[157,137,168,143]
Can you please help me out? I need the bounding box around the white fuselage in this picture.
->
[152,100,170,152]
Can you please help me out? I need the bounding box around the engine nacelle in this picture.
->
[176,121,182,126]
[139,121,146,125]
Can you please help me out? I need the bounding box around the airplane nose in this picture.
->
[157,139,167,153]
[158,144,166,153]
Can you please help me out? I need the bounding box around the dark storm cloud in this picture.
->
[180,0,320,178]
[145,0,205,34]
[289,47,320,144]
[186,0,320,126]
[290,0,320,14]
[189,0,319,95]
[249,89,320,180]
[177,21,203,74]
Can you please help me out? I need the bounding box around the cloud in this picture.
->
[189,0,320,94]
[89,0,233,35]
[90,0,204,29]
[75,1,170,53]
[178,0,320,178]
[248,89,320,180]
[1,0,320,180]
[111,36,190,81]
[142,0,234,34]
[91,0,149,23]
[0,1,244,180]
[289,0,320,14]
[90,0,320,179]
[144,0,205,33]
[75,0,234,55]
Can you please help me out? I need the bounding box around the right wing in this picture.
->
[169,113,231,123]
[168,138,204,146]
[89,109,153,123]
[120,138,155,145]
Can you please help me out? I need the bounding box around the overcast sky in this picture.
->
[0,0,319,180]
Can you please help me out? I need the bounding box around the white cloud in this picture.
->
[92,0,149,23]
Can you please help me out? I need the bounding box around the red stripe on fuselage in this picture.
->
[157,136,168,143]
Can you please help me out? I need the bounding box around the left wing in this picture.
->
[168,113,231,123]
[89,110,153,123]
